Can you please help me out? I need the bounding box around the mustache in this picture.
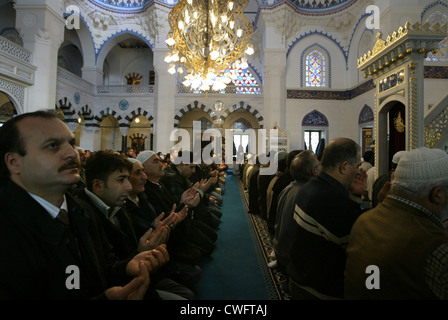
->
[58,159,81,172]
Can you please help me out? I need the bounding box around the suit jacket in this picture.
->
[0,180,128,299]
[160,163,191,205]
[125,192,158,239]
[76,189,139,261]
[144,180,179,217]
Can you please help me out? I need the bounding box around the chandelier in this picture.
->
[164,0,254,92]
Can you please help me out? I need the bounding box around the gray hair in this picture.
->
[391,178,448,202]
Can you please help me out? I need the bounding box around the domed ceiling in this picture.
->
[87,0,358,16]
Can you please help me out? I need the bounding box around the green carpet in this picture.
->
[195,173,278,300]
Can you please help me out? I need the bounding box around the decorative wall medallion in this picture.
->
[119,100,129,111]
[74,92,80,105]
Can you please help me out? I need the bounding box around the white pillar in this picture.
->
[15,0,65,112]
[153,48,176,153]
[262,22,287,130]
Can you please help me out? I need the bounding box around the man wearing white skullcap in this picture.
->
[345,147,448,299]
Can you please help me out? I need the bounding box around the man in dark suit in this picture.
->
[162,151,221,230]
[76,150,193,300]
[137,150,217,261]
[0,110,150,299]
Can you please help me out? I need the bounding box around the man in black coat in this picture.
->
[0,110,150,299]
[137,150,217,261]
[161,151,221,230]
[76,150,193,300]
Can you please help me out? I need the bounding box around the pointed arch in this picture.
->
[222,101,264,129]
[124,107,154,131]
[359,105,374,125]
[302,109,329,127]
[174,100,216,128]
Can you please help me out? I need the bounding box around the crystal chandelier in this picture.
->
[164,0,254,92]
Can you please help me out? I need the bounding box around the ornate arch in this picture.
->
[302,109,329,127]
[174,100,217,128]
[222,101,264,128]
[94,108,123,126]
[359,104,374,125]
[124,107,154,131]
[77,104,96,129]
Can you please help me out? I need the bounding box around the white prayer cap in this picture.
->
[394,147,448,183]
[136,150,156,165]
[392,150,408,164]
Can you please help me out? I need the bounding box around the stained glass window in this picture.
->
[306,50,326,87]
[425,10,448,62]
[230,66,261,95]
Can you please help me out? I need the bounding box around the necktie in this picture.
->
[56,209,70,227]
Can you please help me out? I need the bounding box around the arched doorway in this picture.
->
[377,98,406,175]
[128,115,152,154]
[177,107,215,154]
[223,108,261,160]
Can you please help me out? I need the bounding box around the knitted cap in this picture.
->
[136,150,156,165]
[392,150,408,164]
[394,147,448,183]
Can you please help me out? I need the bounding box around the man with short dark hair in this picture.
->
[288,138,367,300]
[0,110,150,299]
[76,150,192,300]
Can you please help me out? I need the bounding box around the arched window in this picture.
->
[301,44,331,88]
[306,49,326,87]
[302,110,328,153]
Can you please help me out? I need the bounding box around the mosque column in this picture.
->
[153,47,176,153]
[80,126,101,152]
[261,20,287,131]
[14,0,65,112]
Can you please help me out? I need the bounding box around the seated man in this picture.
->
[273,150,321,279]
[288,138,367,300]
[345,147,448,299]
[0,110,150,299]
[76,150,193,300]
[137,150,217,261]
[160,150,221,230]
[126,157,201,290]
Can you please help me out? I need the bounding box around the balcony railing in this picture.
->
[177,85,263,95]
[0,35,32,63]
[96,85,155,94]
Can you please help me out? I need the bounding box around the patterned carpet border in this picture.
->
[237,175,291,300]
